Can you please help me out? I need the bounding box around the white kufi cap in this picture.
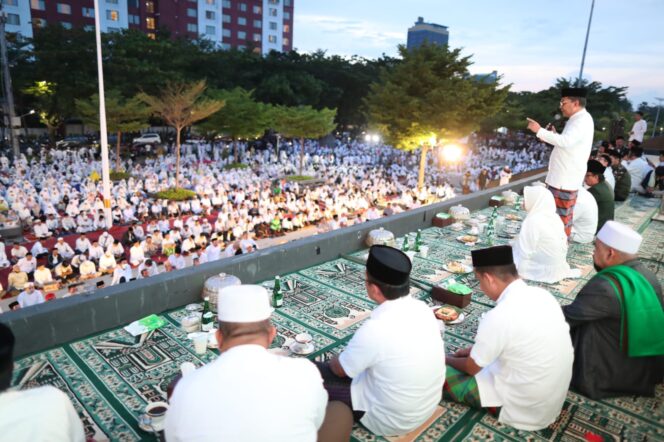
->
[596,220,642,254]
[217,284,273,322]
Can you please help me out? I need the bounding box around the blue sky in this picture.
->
[294,0,664,108]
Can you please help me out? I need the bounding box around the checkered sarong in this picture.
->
[546,185,578,238]
[443,366,482,409]
[315,361,365,422]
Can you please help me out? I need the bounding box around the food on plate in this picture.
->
[434,306,460,322]
[459,235,478,243]
[446,261,468,273]
[506,214,522,221]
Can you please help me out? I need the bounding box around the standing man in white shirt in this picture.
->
[445,245,573,431]
[629,111,647,143]
[527,87,594,237]
[0,323,86,442]
[165,285,328,442]
[316,245,445,438]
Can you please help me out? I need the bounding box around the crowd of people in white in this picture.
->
[0,134,550,310]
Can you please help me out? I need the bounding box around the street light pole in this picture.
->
[0,5,20,160]
[652,97,664,138]
[93,0,113,229]
[577,0,595,87]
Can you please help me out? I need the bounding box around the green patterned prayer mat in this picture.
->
[11,196,663,441]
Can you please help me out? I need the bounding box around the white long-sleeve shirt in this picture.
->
[537,108,594,191]
[629,119,647,142]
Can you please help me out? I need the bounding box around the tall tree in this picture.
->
[271,105,337,175]
[75,90,150,170]
[23,81,63,142]
[137,80,224,188]
[198,88,271,162]
[365,43,509,189]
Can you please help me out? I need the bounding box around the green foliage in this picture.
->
[155,188,197,201]
[365,43,509,150]
[109,170,131,181]
[75,90,149,133]
[223,162,249,170]
[198,88,271,139]
[286,175,315,181]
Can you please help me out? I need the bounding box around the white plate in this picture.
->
[185,303,203,312]
[138,415,164,433]
[442,262,473,274]
[431,306,466,325]
[289,342,315,355]
[456,235,480,245]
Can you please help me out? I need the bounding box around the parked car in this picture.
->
[133,133,161,145]
[55,135,91,148]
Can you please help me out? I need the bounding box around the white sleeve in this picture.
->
[338,321,381,378]
[470,310,508,368]
[536,116,586,151]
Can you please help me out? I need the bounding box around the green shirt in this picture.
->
[612,164,631,201]
[588,180,615,232]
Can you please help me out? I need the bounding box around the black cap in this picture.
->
[561,87,587,98]
[587,159,606,175]
[366,245,411,285]
[472,245,514,267]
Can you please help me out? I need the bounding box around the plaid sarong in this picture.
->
[443,366,482,409]
[546,185,578,238]
[315,361,365,422]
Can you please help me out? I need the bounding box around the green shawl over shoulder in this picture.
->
[597,265,664,357]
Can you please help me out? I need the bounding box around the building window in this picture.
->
[253,5,261,14]
[283,24,290,33]
[221,43,230,50]
[146,17,155,29]
[283,37,290,46]
[145,2,154,13]
[268,0,279,4]
[128,14,140,25]
[206,25,216,35]
[238,17,246,25]
[107,27,121,32]
[222,29,231,37]
[187,8,197,17]
[84,25,94,31]
[253,20,261,28]
[269,21,277,30]
[222,14,230,23]
[128,0,139,7]
[284,0,291,6]
[57,3,72,14]
[106,10,119,21]
[253,33,261,42]
[238,31,246,39]
[269,8,277,17]
[222,0,230,7]
[31,0,45,11]
[238,45,246,50]
[239,3,247,12]
[284,12,290,20]
[205,11,215,20]
[187,23,198,33]
[6,14,20,26]
[107,0,119,3]
[268,35,277,43]
[61,22,73,29]
[206,0,215,4]
[147,32,156,40]
[4,0,18,6]
[82,7,94,18]
[33,18,47,27]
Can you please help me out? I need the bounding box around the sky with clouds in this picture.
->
[294,0,664,108]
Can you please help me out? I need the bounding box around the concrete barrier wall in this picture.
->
[2,172,547,357]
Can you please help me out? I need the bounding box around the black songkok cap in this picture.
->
[587,159,606,176]
[561,87,588,98]
[471,245,514,268]
[366,245,411,285]
[0,322,15,372]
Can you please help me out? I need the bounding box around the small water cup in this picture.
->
[419,246,429,258]
[192,332,208,355]
[144,401,169,431]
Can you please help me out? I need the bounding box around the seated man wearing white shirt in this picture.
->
[316,245,445,437]
[571,187,598,244]
[445,246,573,431]
[165,285,328,441]
[30,240,49,259]
[33,219,51,239]
[0,323,85,442]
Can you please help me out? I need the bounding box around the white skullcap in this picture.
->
[217,284,273,323]
[596,220,642,254]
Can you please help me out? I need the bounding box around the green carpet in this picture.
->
[11,196,664,441]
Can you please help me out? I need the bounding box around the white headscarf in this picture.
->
[512,186,580,283]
